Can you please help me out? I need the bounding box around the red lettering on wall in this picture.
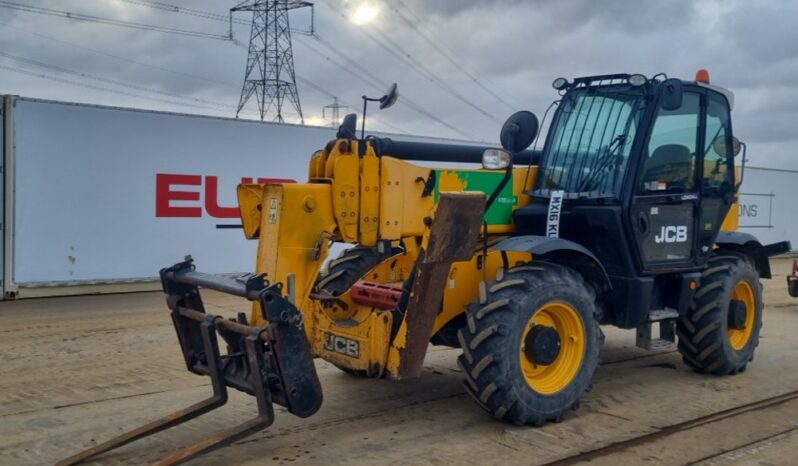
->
[156,174,297,219]
[205,176,241,219]
[156,174,202,217]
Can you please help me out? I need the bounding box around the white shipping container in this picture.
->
[738,166,798,248]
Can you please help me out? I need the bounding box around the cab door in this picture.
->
[696,93,736,264]
[630,91,703,271]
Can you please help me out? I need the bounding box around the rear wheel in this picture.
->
[457,263,602,425]
[677,253,763,375]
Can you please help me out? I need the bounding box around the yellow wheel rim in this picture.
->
[520,301,586,395]
[728,280,756,350]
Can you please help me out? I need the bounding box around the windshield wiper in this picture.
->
[576,134,627,194]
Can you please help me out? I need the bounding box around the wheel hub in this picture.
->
[728,299,747,330]
[524,325,561,366]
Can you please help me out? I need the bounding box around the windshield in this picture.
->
[537,86,646,198]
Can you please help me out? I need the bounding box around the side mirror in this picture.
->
[712,135,743,157]
[337,113,358,139]
[660,78,683,111]
[500,111,539,154]
[379,83,399,110]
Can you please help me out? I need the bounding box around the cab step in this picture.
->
[636,309,678,351]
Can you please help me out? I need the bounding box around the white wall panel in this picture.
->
[738,167,798,248]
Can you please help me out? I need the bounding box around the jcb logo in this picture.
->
[655,225,688,244]
[324,333,360,358]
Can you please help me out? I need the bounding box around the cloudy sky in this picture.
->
[1,0,797,169]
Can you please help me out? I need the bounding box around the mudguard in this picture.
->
[715,231,792,279]
[493,235,611,292]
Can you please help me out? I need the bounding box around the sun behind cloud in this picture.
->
[350,2,380,25]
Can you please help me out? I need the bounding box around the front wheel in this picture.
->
[457,263,602,426]
[677,253,763,375]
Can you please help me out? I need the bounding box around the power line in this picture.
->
[0,63,243,113]
[310,35,386,90]
[0,1,427,135]
[107,0,464,136]
[0,0,230,40]
[316,0,500,124]
[297,39,382,91]
[7,24,239,89]
[120,0,249,25]
[388,0,517,111]
[399,3,518,106]
[289,38,470,138]
[230,42,408,133]
[7,22,395,131]
[391,0,518,104]
[119,0,495,131]
[114,0,388,94]
[0,52,237,111]
[118,0,312,36]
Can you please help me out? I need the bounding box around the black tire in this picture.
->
[314,247,382,296]
[677,253,763,375]
[457,262,602,426]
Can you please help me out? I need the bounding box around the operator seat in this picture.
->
[641,144,693,190]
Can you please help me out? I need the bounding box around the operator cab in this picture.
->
[514,71,741,328]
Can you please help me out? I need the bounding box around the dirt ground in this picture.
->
[1,258,797,466]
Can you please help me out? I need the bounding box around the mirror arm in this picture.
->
[736,142,747,192]
[360,94,391,141]
[485,159,514,213]
[485,129,517,212]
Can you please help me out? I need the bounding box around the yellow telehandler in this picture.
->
[60,71,790,465]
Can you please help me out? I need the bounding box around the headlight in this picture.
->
[628,74,648,87]
[482,149,511,170]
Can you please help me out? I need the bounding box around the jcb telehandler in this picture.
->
[61,71,791,465]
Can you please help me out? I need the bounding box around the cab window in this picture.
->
[640,93,701,193]
[703,94,733,192]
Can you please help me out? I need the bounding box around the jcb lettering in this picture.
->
[324,333,360,358]
[655,225,688,244]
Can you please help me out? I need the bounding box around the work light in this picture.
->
[482,149,511,169]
